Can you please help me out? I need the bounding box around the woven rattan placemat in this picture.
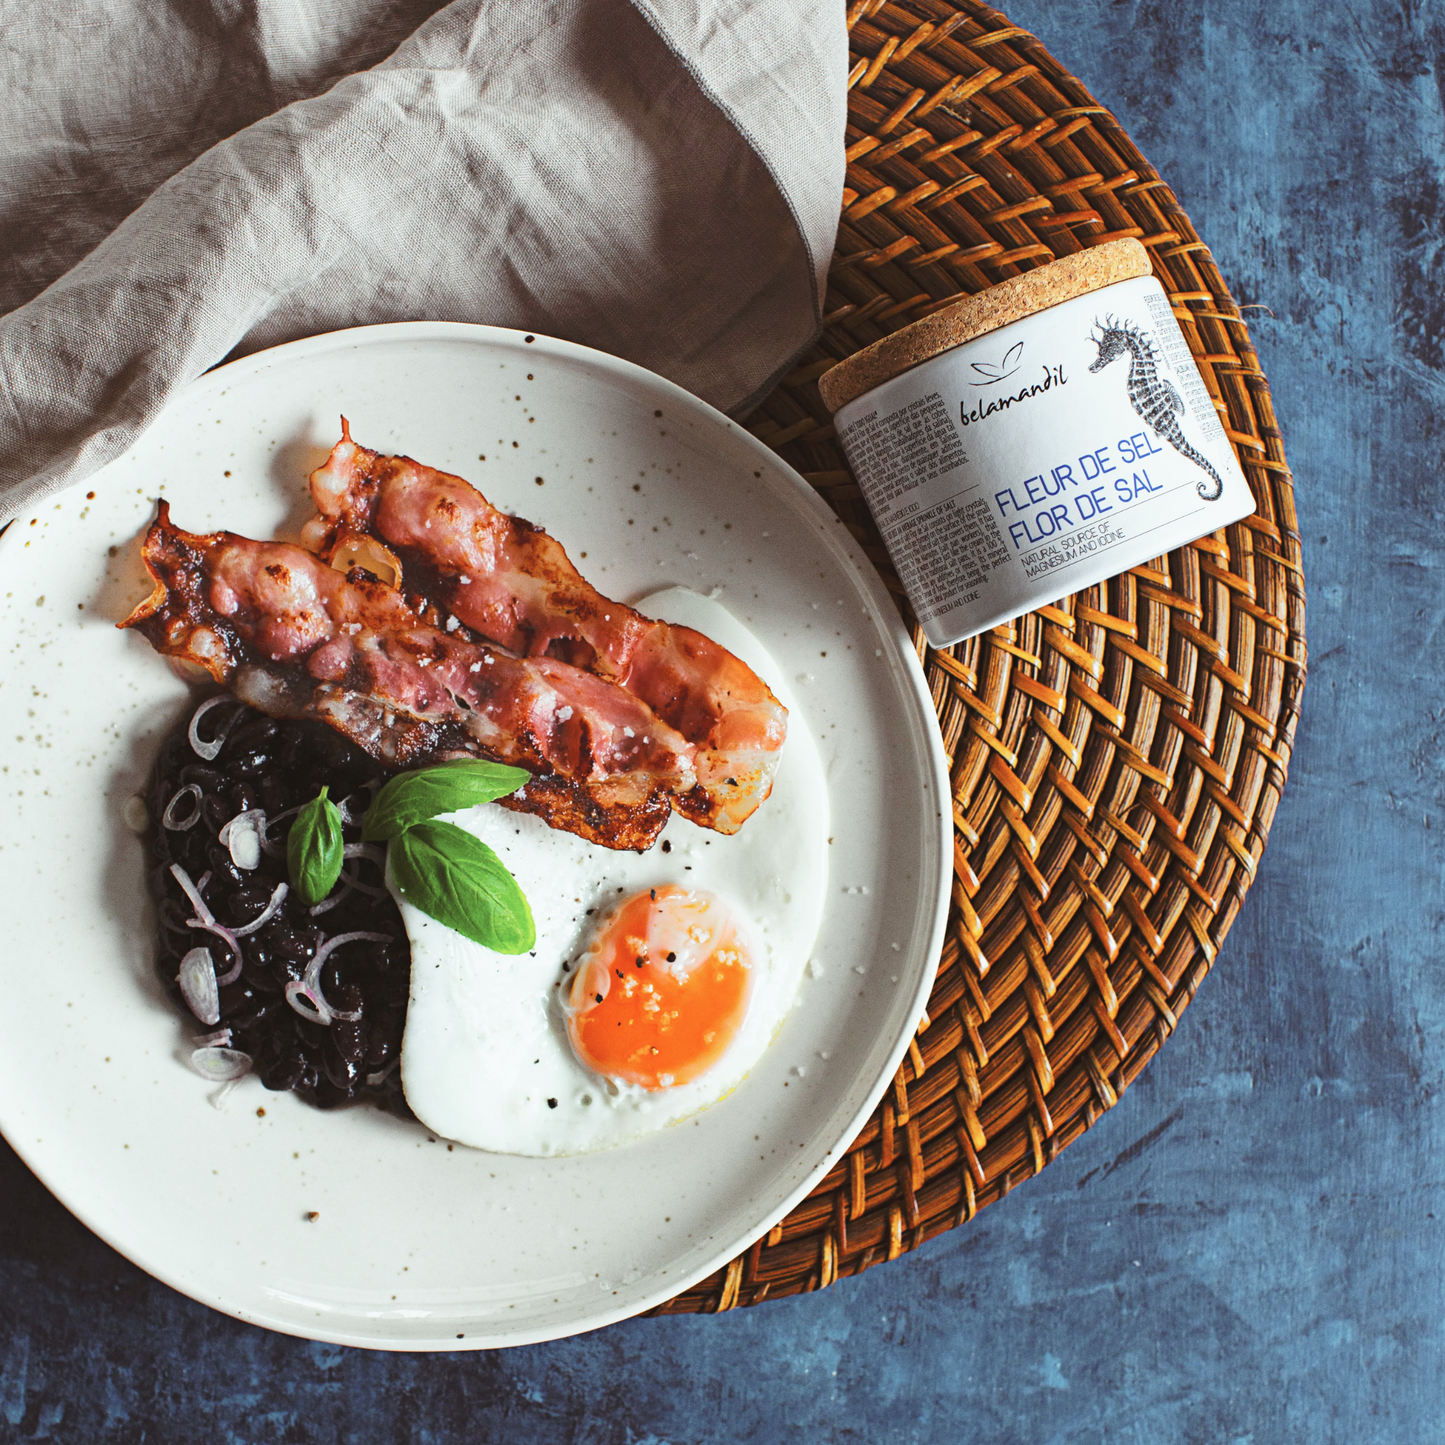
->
[652,0,1305,1315]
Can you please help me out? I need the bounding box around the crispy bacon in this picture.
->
[120,503,700,850]
[303,422,787,834]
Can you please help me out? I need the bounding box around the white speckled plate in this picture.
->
[0,323,950,1349]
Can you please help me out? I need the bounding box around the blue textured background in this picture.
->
[4,2,1442,1438]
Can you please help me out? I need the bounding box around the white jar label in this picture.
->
[834,275,1255,648]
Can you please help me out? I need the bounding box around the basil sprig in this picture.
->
[390,820,536,954]
[351,758,534,954]
[287,785,344,906]
[362,760,530,842]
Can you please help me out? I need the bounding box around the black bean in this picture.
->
[272,923,319,966]
[333,980,364,1014]
[200,793,231,836]
[321,958,365,1006]
[314,1080,354,1109]
[258,773,289,815]
[224,882,273,922]
[229,780,262,815]
[308,724,362,771]
[275,729,310,773]
[377,968,411,1009]
[174,830,210,875]
[180,764,227,792]
[258,1046,308,1093]
[292,1018,331,1056]
[227,746,273,777]
[216,979,258,1019]
[332,1017,366,1065]
[223,717,278,759]
[349,942,382,980]
[221,993,276,1035]
[241,952,283,995]
[204,843,246,887]
[323,1036,364,1087]
[365,1018,398,1069]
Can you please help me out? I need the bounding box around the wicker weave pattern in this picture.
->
[653,0,1305,1315]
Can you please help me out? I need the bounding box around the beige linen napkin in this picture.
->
[0,0,844,518]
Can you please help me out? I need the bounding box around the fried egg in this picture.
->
[395,587,829,1155]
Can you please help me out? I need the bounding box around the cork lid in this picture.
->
[817,238,1153,414]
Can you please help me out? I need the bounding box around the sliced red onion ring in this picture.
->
[218,809,266,871]
[187,695,243,761]
[339,864,387,898]
[308,876,354,917]
[194,929,240,983]
[306,844,387,914]
[284,979,332,1026]
[170,862,243,982]
[232,879,288,936]
[158,898,192,934]
[189,1047,251,1082]
[259,803,304,858]
[169,862,214,925]
[194,1027,232,1048]
[295,930,392,1024]
[365,1060,398,1088]
[338,844,388,897]
[336,781,381,827]
[194,920,243,986]
[161,783,203,831]
[178,947,220,1025]
[312,930,392,974]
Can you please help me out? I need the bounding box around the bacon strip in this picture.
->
[120,503,700,850]
[303,423,787,834]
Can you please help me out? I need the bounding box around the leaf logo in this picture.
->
[968,340,1024,386]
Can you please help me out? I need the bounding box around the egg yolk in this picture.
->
[566,885,753,1090]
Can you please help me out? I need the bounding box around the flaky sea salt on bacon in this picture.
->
[303,422,787,835]
[119,503,698,850]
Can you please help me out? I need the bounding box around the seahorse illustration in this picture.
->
[1087,317,1223,500]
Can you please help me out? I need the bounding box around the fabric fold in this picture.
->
[0,0,844,519]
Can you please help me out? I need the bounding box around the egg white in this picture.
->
[395,588,830,1155]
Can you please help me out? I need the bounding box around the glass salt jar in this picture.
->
[818,238,1255,649]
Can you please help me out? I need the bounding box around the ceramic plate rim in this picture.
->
[0,321,952,1348]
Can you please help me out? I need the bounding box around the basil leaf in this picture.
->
[287,785,344,906]
[362,760,531,842]
[390,819,535,954]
